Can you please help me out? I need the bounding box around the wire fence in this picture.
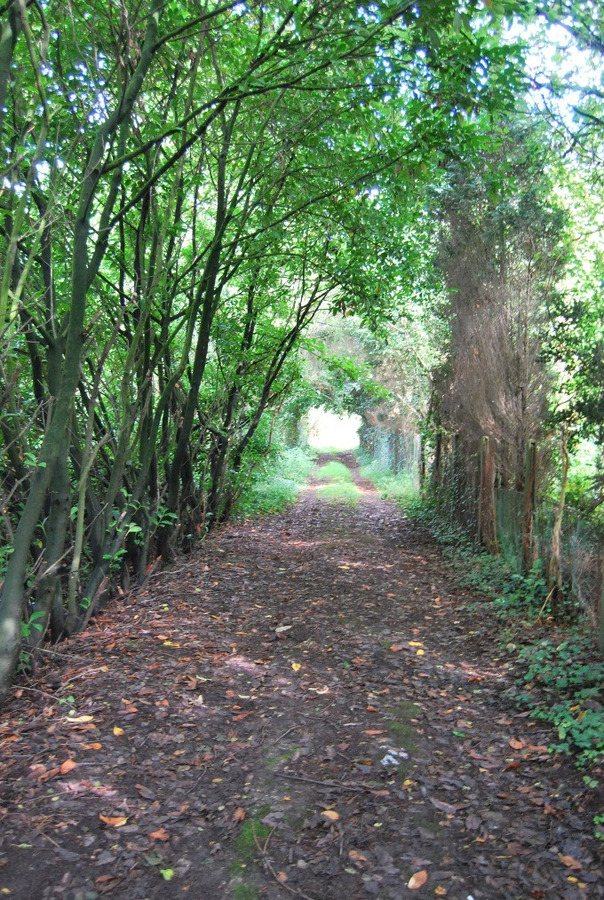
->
[358,425,421,480]
[496,489,602,629]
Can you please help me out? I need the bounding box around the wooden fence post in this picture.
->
[522,440,537,574]
[479,436,498,554]
[548,431,569,617]
[599,535,604,653]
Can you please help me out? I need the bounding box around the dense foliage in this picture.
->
[0,0,526,695]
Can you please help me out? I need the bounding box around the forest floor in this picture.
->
[1,454,603,900]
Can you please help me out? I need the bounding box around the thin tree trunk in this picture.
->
[0,1,164,701]
[27,448,71,654]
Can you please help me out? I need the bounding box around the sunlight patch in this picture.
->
[307,407,362,450]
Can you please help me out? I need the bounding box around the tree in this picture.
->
[427,120,568,551]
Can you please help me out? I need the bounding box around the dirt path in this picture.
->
[1,455,602,899]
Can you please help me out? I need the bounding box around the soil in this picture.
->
[1,453,602,900]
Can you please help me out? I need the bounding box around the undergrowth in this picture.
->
[234,446,315,519]
[401,493,604,834]
[359,459,417,505]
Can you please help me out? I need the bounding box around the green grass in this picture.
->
[316,481,362,505]
[314,459,361,505]
[359,459,417,505]
[234,446,316,519]
[315,460,354,482]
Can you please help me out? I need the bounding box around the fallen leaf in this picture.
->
[99,815,128,827]
[149,828,170,842]
[408,869,428,889]
[321,810,339,821]
[291,662,301,672]
[113,726,125,737]
[60,759,77,775]
[509,738,524,750]
[363,729,386,736]
[136,784,155,800]
[66,715,94,724]
[389,644,404,652]
[95,875,120,887]
[430,798,457,815]
[276,872,288,883]
[559,854,582,871]
[232,807,246,823]
[435,888,447,897]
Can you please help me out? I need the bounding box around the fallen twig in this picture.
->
[275,724,302,744]
[252,821,317,900]
[278,771,377,793]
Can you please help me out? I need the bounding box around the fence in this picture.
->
[496,488,602,633]
[358,425,421,480]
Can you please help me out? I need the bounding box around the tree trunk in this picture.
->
[27,448,72,656]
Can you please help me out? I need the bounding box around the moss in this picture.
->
[265,747,300,769]
[393,700,422,718]
[384,700,422,750]
[232,881,259,900]
[387,720,416,743]
[232,816,271,865]
[413,815,443,834]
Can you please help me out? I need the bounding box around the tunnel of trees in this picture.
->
[1,0,604,697]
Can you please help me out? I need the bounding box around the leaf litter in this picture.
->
[0,453,602,898]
